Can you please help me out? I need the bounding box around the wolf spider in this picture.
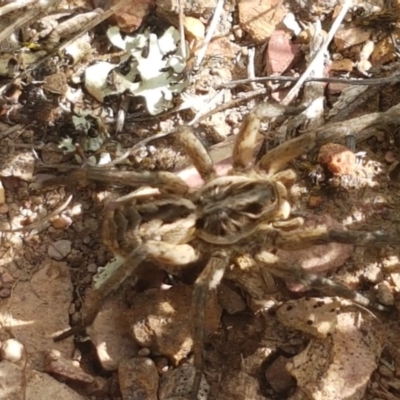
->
[55,103,397,398]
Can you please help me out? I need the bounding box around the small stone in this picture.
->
[154,356,169,374]
[0,288,11,298]
[48,240,72,260]
[1,339,24,362]
[118,358,159,400]
[87,263,98,273]
[71,311,82,324]
[318,143,356,175]
[44,349,95,383]
[385,151,397,163]
[1,273,14,284]
[375,281,395,306]
[0,204,9,214]
[364,264,383,284]
[308,195,324,208]
[265,356,295,394]
[51,215,72,229]
[138,347,151,357]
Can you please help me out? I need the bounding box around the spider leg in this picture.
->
[272,226,400,249]
[175,126,215,181]
[191,248,231,399]
[232,102,311,171]
[54,205,200,341]
[259,131,316,176]
[54,245,149,341]
[87,168,189,194]
[255,248,389,312]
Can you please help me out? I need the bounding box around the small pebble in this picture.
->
[0,204,9,214]
[0,288,11,298]
[71,311,82,324]
[385,151,397,164]
[375,281,395,306]
[138,348,151,357]
[51,215,72,229]
[154,356,169,374]
[87,263,98,273]
[364,264,383,284]
[48,240,72,260]
[1,338,24,362]
[1,272,14,284]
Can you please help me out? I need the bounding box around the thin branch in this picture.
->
[281,0,352,105]
[219,74,400,87]
[193,0,224,70]
[178,0,187,59]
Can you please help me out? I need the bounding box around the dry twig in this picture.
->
[281,0,352,105]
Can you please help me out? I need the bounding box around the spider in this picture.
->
[54,103,397,399]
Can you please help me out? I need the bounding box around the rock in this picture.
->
[265,355,295,394]
[277,214,354,291]
[287,0,339,21]
[0,287,11,298]
[217,283,247,314]
[125,284,221,364]
[1,338,24,362]
[48,240,72,260]
[266,30,301,75]
[375,281,395,306]
[1,272,14,284]
[364,263,384,284]
[287,312,383,400]
[0,150,35,180]
[318,143,356,175]
[88,292,138,371]
[159,364,210,400]
[0,360,85,400]
[118,357,159,400]
[277,297,341,338]
[45,349,95,383]
[0,260,74,370]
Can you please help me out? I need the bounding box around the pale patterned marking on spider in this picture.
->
[53,103,399,400]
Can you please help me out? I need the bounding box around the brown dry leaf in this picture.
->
[330,58,354,72]
[206,36,239,60]
[184,16,205,40]
[238,0,287,43]
[111,0,156,33]
[334,26,371,50]
[371,36,397,66]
